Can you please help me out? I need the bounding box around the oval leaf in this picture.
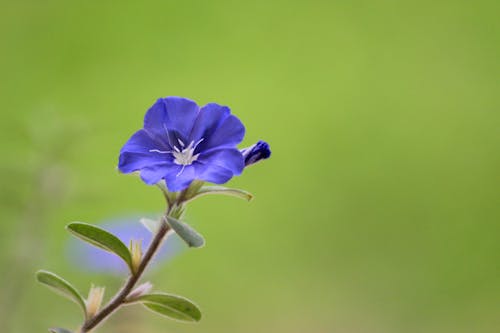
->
[165,217,205,248]
[66,222,132,270]
[137,293,201,322]
[49,328,73,333]
[188,186,253,203]
[36,270,86,316]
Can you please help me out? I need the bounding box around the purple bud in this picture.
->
[241,141,271,166]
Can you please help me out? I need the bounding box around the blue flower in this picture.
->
[241,140,271,166]
[118,97,246,192]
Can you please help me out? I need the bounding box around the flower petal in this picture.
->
[195,163,234,184]
[189,103,230,142]
[199,114,245,151]
[120,129,166,154]
[144,97,200,144]
[119,152,167,173]
[197,148,244,177]
[139,164,178,185]
[164,165,196,192]
[118,130,172,173]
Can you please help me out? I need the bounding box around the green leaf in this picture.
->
[137,293,201,322]
[187,185,253,202]
[66,222,132,270]
[36,270,86,316]
[165,216,205,248]
[49,328,73,333]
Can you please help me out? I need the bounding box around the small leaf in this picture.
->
[66,222,132,270]
[137,293,201,322]
[36,270,86,316]
[165,216,205,248]
[49,328,73,333]
[188,186,253,202]
[140,217,163,234]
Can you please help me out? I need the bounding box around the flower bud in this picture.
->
[130,239,142,274]
[126,282,153,302]
[241,141,271,166]
[86,285,105,319]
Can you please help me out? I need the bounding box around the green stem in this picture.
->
[79,183,198,332]
[79,210,172,332]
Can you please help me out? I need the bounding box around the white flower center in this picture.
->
[172,139,200,166]
[149,138,204,177]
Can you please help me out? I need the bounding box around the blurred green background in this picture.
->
[0,0,499,332]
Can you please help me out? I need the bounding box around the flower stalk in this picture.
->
[79,200,175,332]
[80,223,168,331]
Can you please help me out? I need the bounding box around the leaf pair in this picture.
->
[64,186,251,254]
[36,271,201,324]
[36,223,134,329]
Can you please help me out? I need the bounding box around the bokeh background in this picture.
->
[0,1,498,332]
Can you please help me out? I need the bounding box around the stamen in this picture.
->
[176,164,186,177]
[163,123,173,147]
[193,138,204,150]
[149,149,171,154]
[149,136,205,177]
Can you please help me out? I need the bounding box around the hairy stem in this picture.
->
[80,214,171,332]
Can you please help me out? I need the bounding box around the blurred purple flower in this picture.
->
[118,97,246,192]
[67,217,183,275]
